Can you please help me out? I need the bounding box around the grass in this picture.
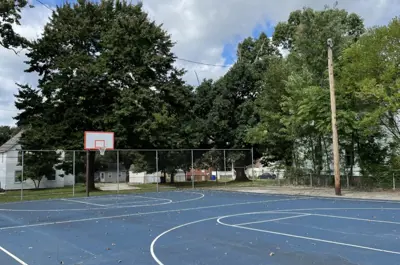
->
[0,179,292,204]
[0,183,162,203]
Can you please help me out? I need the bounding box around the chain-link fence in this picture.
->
[2,148,399,202]
[253,166,400,191]
[0,148,254,202]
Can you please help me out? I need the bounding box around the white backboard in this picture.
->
[84,131,114,150]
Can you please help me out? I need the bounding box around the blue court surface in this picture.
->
[1,190,400,265]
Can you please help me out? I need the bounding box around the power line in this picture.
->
[35,0,54,11]
[33,0,233,69]
[175,57,232,68]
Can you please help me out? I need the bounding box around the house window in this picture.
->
[14,170,23,182]
[100,172,105,179]
[17,151,22,165]
[108,172,112,178]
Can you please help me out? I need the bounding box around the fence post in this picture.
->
[223,149,226,187]
[156,150,159,192]
[73,151,75,197]
[251,147,254,182]
[191,149,194,189]
[86,150,89,197]
[21,150,24,201]
[393,172,396,191]
[117,150,120,194]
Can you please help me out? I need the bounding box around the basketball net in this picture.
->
[98,146,106,156]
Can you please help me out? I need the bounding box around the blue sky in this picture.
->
[36,0,275,67]
[1,0,400,125]
[221,23,275,65]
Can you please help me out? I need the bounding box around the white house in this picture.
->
[129,171,161,184]
[0,131,74,190]
[95,163,127,183]
[245,161,285,180]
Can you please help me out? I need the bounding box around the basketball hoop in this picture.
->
[84,131,114,155]
[98,146,106,156]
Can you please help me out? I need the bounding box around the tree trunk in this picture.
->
[87,151,96,191]
[349,132,355,186]
[160,171,166,183]
[316,136,323,176]
[234,167,249,181]
[170,173,175,183]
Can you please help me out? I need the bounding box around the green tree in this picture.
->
[259,5,365,179]
[14,84,62,188]
[193,33,279,180]
[338,17,400,185]
[17,129,61,188]
[273,5,364,84]
[15,0,192,190]
[340,17,400,142]
[246,57,292,166]
[0,126,19,145]
[0,0,31,52]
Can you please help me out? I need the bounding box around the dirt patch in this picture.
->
[213,186,400,201]
[95,183,140,191]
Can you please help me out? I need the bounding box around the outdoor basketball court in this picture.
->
[0,189,399,265]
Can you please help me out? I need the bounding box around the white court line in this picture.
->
[171,192,205,203]
[0,197,304,230]
[113,199,166,205]
[134,195,175,201]
[235,214,311,226]
[150,208,400,264]
[0,246,28,265]
[150,216,217,265]
[0,191,203,212]
[60,198,107,207]
[216,188,400,204]
[217,218,400,255]
[1,196,399,231]
[286,211,400,225]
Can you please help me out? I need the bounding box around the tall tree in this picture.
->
[17,129,61,188]
[0,0,30,52]
[0,126,19,145]
[260,5,365,178]
[273,5,364,84]
[193,33,279,180]
[246,57,292,166]
[15,0,192,190]
[338,17,400,184]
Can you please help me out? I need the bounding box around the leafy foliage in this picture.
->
[18,129,61,188]
[0,126,19,145]
[14,0,192,189]
[0,0,31,52]
[10,2,400,189]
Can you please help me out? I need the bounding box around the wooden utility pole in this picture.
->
[327,38,341,196]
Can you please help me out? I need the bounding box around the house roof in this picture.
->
[0,130,24,153]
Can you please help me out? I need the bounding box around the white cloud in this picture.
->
[1,0,399,126]
[0,4,51,126]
